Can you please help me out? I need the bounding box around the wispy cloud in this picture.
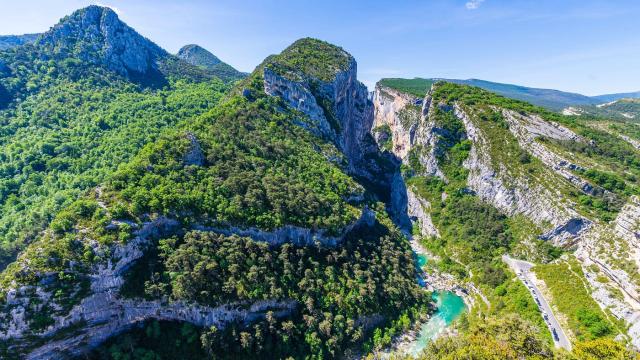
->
[95,2,121,15]
[465,0,485,10]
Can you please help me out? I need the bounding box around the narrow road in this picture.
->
[502,255,572,351]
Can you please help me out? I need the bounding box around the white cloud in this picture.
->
[465,0,485,10]
[95,2,122,15]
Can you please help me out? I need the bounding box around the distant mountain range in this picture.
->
[592,91,640,103]
[564,98,640,121]
[0,34,39,50]
[380,77,640,111]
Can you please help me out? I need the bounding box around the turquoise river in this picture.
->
[408,251,466,355]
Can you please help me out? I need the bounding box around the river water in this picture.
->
[407,250,466,356]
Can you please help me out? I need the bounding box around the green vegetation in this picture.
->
[571,338,639,360]
[102,207,429,358]
[405,89,513,283]
[378,78,434,98]
[0,37,430,359]
[373,124,393,152]
[177,44,246,82]
[398,104,421,130]
[419,314,553,359]
[90,320,207,360]
[572,99,640,121]
[418,316,637,359]
[432,82,640,220]
[108,93,362,233]
[0,41,231,268]
[609,122,640,141]
[266,38,352,82]
[533,259,621,341]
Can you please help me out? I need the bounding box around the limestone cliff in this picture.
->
[373,80,640,348]
[37,6,168,78]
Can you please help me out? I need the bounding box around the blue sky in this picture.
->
[1,0,639,95]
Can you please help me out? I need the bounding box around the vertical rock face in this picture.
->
[263,67,331,136]
[372,85,444,178]
[263,57,375,175]
[613,196,640,247]
[372,85,420,160]
[262,42,408,229]
[407,188,439,238]
[37,5,167,77]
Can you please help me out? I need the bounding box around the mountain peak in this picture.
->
[266,37,354,82]
[176,43,246,82]
[177,44,222,67]
[37,5,167,78]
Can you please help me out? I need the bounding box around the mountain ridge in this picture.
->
[379,77,640,111]
[0,34,40,50]
[176,43,246,82]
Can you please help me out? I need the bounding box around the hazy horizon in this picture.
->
[1,0,639,96]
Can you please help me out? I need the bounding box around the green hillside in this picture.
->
[0,7,232,268]
[0,36,426,359]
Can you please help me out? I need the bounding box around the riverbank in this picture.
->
[380,240,469,357]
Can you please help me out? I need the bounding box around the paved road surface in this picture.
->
[503,255,572,351]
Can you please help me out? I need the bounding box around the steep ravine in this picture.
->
[374,81,640,350]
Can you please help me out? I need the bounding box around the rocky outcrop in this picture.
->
[1,216,298,359]
[177,44,223,68]
[620,134,640,151]
[407,188,439,238]
[37,6,168,77]
[26,298,296,360]
[195,207,376,247]
[457,105,582,244]
[183,132,205,166]
[501,110,606,197]
[263,57,375,176]
[372,85,420,160]
[372,86,443,178]
[578,254,640,349]
[264,67,331,137]
[614,196,640,247]
[177,44,245,81]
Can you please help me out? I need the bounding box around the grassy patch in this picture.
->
[378,78,433,98]
[533,258,620,341]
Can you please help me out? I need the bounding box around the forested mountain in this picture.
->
[593,91,640,103]
[1,5,640,360]
[0,35,426,359]
[0,6,235,269]
[177,44,246,82]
